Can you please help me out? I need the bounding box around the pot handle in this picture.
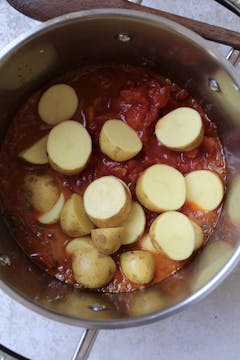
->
[71,329,99,360]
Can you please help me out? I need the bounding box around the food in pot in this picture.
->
[91,227,123,255]
[38,84,79,125]
[155,107,204,151]
[99,119,142,161]
[0,64,226,293]
[18,134,49,165]
[60,193,94,237]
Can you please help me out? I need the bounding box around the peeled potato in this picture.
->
[38,83,78,125]
[18,135,48,165]
[150,211,195,261]
[185,170,224,211]
[136,164,186,212]
[83,176,132,227]
[91,227,123,255]
[66,236,94,255]
[47,120,92,175]
[60,193,94,237]
[139,233,158,253]
[155,107,204,151]
[191,220,204,250]
[38,193,65,224]
[120,250,155,285]
[100,119,142,161]
[23,174,59,213]
[72,247,116,288]
[121,202,146,245]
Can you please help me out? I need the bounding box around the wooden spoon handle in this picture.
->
[7,0,240,49]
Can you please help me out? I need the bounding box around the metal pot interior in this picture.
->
[0,9,240,329]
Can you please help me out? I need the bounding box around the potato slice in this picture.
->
[149,211,195,261]
[72,247,116,288]
[38,84,78,125]
[38,193,65,224]
[23,174,59,213]
[60,193,94,237]
[47,120,92,175]
[121,202,146,245]
[191,220,204,250]
[91,227,123,255]
[18,135,48,165]
[185,170,224,211]
[99,119,142,161]
[155,107,204,151]
[83,176,132,227]
[66,236,94,255]
[139,233,158,253]
[136,164,186,212]
[120,250,155,285]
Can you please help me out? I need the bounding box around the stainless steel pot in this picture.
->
[0,7,240,358]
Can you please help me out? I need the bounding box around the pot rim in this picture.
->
[0,8,240,329]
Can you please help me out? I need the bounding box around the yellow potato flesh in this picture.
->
[23,174,59,213]
[91,227,123,255]
[136,164,186,212]
[60,193,94,237]
[72,247,116,288]
[38,84,78,125]
[155,107,204,151]
[121,202,146,245]
[66,236,94,255]
[139,233,158,253]
[191,220,204,250]
[18,135,48,165]
[83,176,132,227]
[100,119,142,161]
[150,211,195,261]
[47,120,92,175]
[120,250,155,285]
[38,192,65,224]
[185,170,224,211]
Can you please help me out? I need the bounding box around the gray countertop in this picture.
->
[0,0,240,359]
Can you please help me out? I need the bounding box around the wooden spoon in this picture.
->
[7,0,240,49]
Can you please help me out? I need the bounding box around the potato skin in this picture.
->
[91,227,123,255]
[120,250,155,285]
[72,247,116,288]
[60,194,94,237]
[66,236,94,254]
[23,174,59,213]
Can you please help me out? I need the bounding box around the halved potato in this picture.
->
[47,120,92,175]
[121,202,146,245]
[149,211,195,261]
[38,84,78,125]
[23,174,59,213]
[83,176,132,227]
[136,164,186,212]
[120,250,155,285]
[99,119,142,161]
[155,107,204,151]
[38,192,65,224]
[185,170,224,211]
[91,227,123,255]
[18,135,48,165]
[72,247,116,288]
[139,233,158,253]
[191,220,204,250]
[60,193,94,237]
[66,236,94,255]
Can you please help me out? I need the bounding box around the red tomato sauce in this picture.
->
[0,65,226,293]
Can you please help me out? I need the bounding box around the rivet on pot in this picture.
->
[115,33,131,42]
[0,254,11,267]
[89,304,107,312]
[208,78,221,92]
